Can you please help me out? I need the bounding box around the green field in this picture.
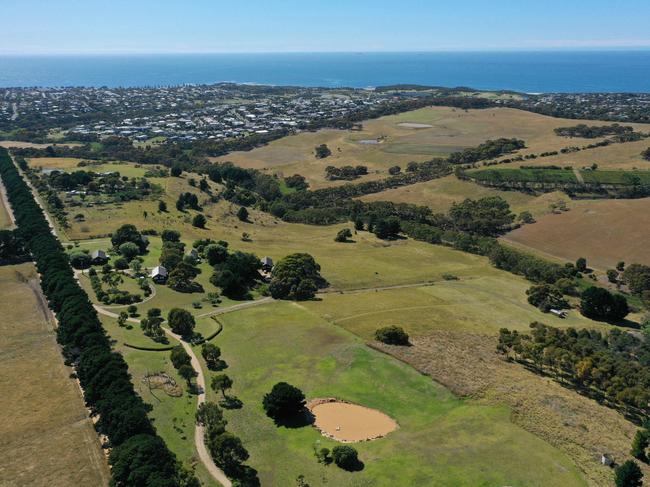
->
[469,167,578,184]
[213,302,586,487]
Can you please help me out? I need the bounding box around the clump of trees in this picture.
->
[196,402,258,484]
[168,308,196,338]
[263,382,306,420]
[449,196,515,236]
[334,228,352,242]
[284,174,309,191]
[615,460,643,487]
[111,224,149,254]
[498,322,650,418]
[447,138,525,164]
[554,123,634,139]
[269,253,327,300]
[314,144,332,159]
[0,148,194,486]
[580,286,629,322]
[375,326,410,345]
[325,165,368,181]
[526,284,569,312]
[210,250,262,298]
[643,147,650,162]
[623,264,650,298]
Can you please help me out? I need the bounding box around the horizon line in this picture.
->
[3,47,650,56]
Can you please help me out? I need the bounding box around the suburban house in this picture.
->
[91,250,109,265]
[261,256,273,272]
[150,265,168,284]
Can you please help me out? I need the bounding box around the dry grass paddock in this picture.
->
[502,197,650,270]
[0,264,109,487]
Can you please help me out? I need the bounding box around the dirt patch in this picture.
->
[307,398,398,443]
[372,331,643,486]
[143,372,183,397]
[397,122,434,129]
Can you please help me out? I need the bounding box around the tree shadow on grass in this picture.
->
[273,408,315,429]
[338,459,365,472]
[219,395,243,410]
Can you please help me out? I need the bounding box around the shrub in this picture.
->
[332,445,360,471]
[171,166,182,177]
[237,206,249,222]
[262,382,305,420]
[375,326,410,345]
[114,257,129,270]
[615,460,643,487]
[335,228,352,242]
[192,213,207,228]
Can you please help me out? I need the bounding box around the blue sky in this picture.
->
[3,0,650,54]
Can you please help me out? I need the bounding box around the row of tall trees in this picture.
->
[0,148,196,486]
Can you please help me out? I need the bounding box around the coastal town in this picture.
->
[0,84,399,142]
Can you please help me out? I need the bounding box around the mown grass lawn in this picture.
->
[214,302,586,487]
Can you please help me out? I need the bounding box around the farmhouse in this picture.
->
[261,256,273,272]
[187,248,199,260]
[150,265,168,284]
[550,309,568,318]
[90,249,108,265]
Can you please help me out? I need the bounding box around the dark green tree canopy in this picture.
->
[269,253,326,300]
[262,382,306,420]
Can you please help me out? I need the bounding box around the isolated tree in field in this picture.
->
[127,304,138,317]
[168,308,196,337]
[178,364,197,388]
[192,213,206,228]
[631,428,649,462]
[332,445,360,471]
[199,179,209,192]
[269,253,326,300]
[576,257,588,272]
[158,200,167,212]
[314,144,331,159]
[262,382,305,420]
[207,432,249,472]
[373,217,401,240]
[171,165,182,177]
[237,206,249,222]
[335,228,352,242]
[518,210,535,224]
[375,326,410,345]
[201,343,222,370]
[170,345,192,369]
[211,374,233,398]
[118,311,128,327]
[615,460,643,487]
[642,147,650,162]
[388,165,401,175]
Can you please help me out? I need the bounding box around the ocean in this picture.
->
[0,51,649,93]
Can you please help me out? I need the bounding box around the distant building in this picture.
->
[601,454,614,467]
[550,309,568,319]
[150,265,168,284]
[91,250,108,265]
[261,256,273,272]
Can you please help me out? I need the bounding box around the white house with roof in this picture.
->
[150,265,168,284]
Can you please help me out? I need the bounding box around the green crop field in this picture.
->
[469,167,578,184]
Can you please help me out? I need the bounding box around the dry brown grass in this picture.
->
[502,197,650,270]
[0,264,109,487]
[212,107,650,189]
[374,331,642,487]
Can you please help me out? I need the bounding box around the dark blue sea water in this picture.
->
[0,51,649,92]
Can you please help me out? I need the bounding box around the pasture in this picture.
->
[0,264,110,487]
[213,301,586,487]
[212,106,650,189]
[503,197,650,269]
